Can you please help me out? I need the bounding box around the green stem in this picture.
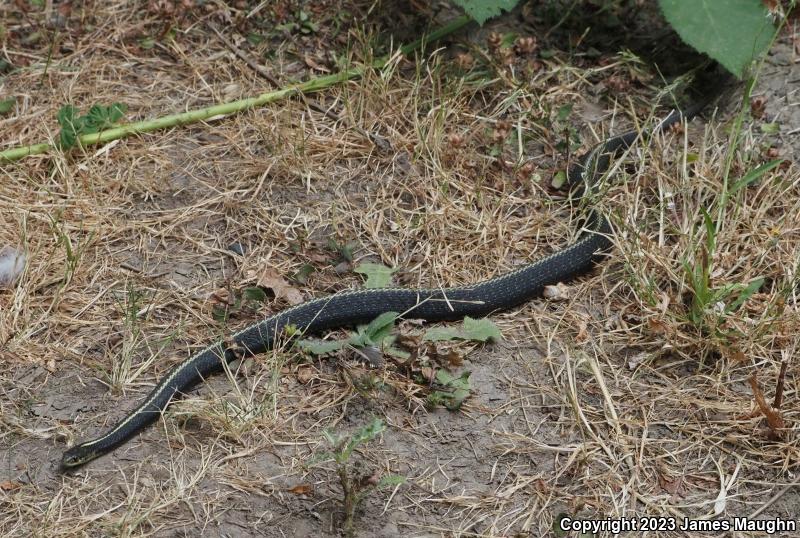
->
[715,5,792,233]
[1,15,471,163]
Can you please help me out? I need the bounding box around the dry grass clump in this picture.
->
[1,1,799,536]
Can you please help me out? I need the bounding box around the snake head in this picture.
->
[60,444,101,470]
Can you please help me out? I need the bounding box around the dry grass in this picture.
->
[1,1,799,536]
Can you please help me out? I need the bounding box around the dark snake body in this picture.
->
[61,104,705,468]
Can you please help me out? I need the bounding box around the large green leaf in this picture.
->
[658,0,777,78]
[423,316,502,342]
[452,0,520,25]
[354,262,396,288]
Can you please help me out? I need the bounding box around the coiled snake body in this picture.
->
[61,103,706,468]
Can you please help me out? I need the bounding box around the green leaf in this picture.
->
[246,33,265,46]
[139,36,155,49]
[428,370,471,410]
[658,0,777,78]
[422,326,462,342]
[557,104,572,122]
[242,287,268,302]
[377,474,406,488]
[55,103,127,149]
[361,311,399,344]
[339,418,385,461]
[423,316,501,342]
[56,105,81,149]
[293,263,315,284]
[462,316,502,342]
[726,277,764,313]
[499,32,517,48]
[760,122,780,134]
[700,207,715,256]
[354,262,396,288]
[0,97,14,116]
[551,170,567,189]
[297,338,344,355]
[327,238,356,262]
[729,159,783,195]
[452,0,520,25]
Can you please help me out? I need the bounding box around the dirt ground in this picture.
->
[1,1,799,537]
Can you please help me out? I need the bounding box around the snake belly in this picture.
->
[60,105,703,469]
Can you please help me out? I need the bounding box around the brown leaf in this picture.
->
[420,366,435,383]
[257,268,304,305]
[657,473,687,497]
[445,349,463,367]
[287,483,313,495]
[575,320,589,343]
[647,318,669,336]
[296,366,314,384]
[210,288,233,305]
[0,480,22,491]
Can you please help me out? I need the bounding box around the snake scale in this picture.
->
[60,99,708,468]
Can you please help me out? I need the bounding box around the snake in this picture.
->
[60,99,708,469]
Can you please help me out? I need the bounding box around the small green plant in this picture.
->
[111,282,147,390]
[0,97,14,116]
[275,10,319,35]
[47,210,93,287]
[56,103,127,149]
[298,311,409,361]
[682,207,764,330]
[326,237,357,263]
[319,418,405,537]
[426,370,472,410]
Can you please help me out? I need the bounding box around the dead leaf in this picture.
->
[445,349,463,367]
[627,352,647,371]
[420,366,435,383]
[575,320,589,343]
[210,288,233,305]
[647,318,669,335]
[257,268,304,305]
[658,473,687,497]
[543,282,569,300]
[296,366,314,384]
[287,483,313,495]
[0,480,22,491]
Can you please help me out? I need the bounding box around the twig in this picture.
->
[747,373,785,439]
[773,357,788,409]
[0,15,471,162]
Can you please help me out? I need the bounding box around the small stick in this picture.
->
[772,357,788,409]
[0,14,470,162]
